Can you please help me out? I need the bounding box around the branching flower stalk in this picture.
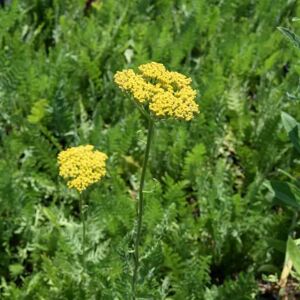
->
[114,62,199,299]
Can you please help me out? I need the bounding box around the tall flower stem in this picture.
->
[132,118,154,299]
[80,192,87,275]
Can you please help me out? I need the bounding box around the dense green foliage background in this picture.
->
[1,0,300,299]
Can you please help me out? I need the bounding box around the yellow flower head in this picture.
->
[114,62,199,120]
[57,145,107,193]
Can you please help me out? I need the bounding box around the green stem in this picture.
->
[80,193,87,274]
[39,124,62,151]
[289,211,298,237]
[132,118,154,299]
[129,97,151,121]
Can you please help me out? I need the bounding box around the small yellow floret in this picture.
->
[114,62,199,121]
[57,145,107,193]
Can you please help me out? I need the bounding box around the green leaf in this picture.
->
[271,181,300,210]
[287,237,300,275]
[266,238,286,253]
[257,264,279,274]
[281,112,298,133]
[27,99,49,124]
[9,264,24,277]
[281,112,300,153]
[42,207,59,227]
[278,27,300,49]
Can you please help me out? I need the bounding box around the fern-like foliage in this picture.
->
[1,0,300,299]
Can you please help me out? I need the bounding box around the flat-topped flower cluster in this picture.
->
[58,145,107,192]
[114,62,199,121]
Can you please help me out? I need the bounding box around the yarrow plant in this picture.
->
[57,145,107,193]
[114,62,199,299]
[57,145,107,277]
[114,62,199,120]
